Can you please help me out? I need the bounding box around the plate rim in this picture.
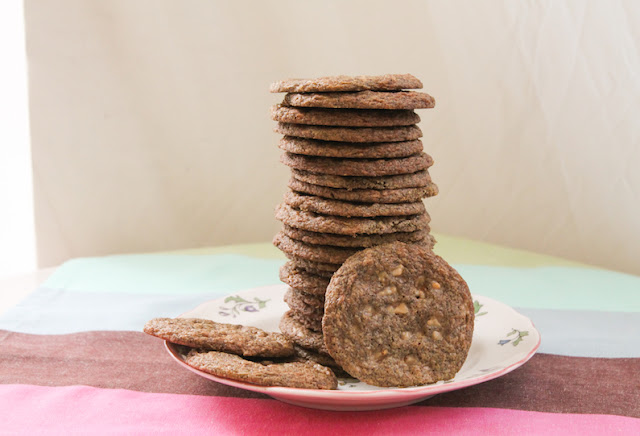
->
[164,285,541,401]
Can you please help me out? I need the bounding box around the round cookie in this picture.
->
[287,307,323,332]
[284,287,325,316]
[282,225,430,248]
[279,137,423,159]
[283,90,435,110]
[283,191,426,218]
[275,203,431,235]
[280,152,433,177]
[184,349,337,390]
[143,317,294,357]
[270,74,423,93]
[280,310,329,354]
[273,231,360,264]
[274,123,422,143]
[323,242,475,387]
[271,105,420,127]
[279,261,331,295]
[288,257,342,275]
[293,345,341,371]
[292,168,433,190]
[289,178,438,204]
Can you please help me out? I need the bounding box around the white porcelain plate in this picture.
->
[165,284,540,411]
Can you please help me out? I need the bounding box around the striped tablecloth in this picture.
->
[1,235,638,435]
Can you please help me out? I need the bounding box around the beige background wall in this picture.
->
[26,0,640,275]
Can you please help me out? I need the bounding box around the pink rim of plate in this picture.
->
[164,294,541,402]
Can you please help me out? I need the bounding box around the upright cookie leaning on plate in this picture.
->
[323,242,475,387]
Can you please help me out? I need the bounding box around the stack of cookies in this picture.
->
[269,74,438,372]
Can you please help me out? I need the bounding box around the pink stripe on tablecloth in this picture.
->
[1,385,638,435]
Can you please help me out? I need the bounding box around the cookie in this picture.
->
[274,231,360,264]
[284,287,325,315]
[184,349,337,389]
[281,225,430,248]
[279,261,332,295]
[289,177,438,203]
[274,123,422,143]
[279,137,423,159]
[143,317,294,357]
[275,203,430,235]
[271,105,420,127]
[323,242,475,387]
[283,90,435,110]
[287,307,323,332]
[288,257,342,275]
[292,168,433,190]
[283,191,426,218]
[280,310,329,354]
[270,74,423,93]
[293,345,338,369]
[280,152,433,177]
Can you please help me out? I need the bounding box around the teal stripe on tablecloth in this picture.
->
[455,265,640,313]
[1,287,638,358]
[43,255,284,295]
[0,288,231,335]
[42,254,640,312]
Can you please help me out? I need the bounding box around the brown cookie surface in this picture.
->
[283,90,435,110]
[283,191,426,218]
[143,317,294,357]
[184,350,337,389]
[280,310,329,354]
[287,307,323,332]
[271,106,420,127]
[274,123,422,143]
[289,177,438,203]
[323,242,474,387]
[293,345,339,369]
[281,152,433,177]
[275,203,430,235]
[282,225,430,248]
[274,231,360,264]
[292,168,433,190]
[279,137,423,159]
[287,257,342,275]
[270,74,422,93]
[284,287,325,315]
[279,261,331,295]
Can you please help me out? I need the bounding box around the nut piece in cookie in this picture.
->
[143,317,294,357]
[323,242,474,387]
[185,350,337,390]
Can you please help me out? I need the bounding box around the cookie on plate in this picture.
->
[143,317,294,357]
[275,203,430,236]
[281,225,430,248]
[280,310,329,355]
[280,152,433,177]
[269,74,423,93]
[291,168,433,190]
[184,349,337,389]
[271,106,420,127]
[323,242,475,387]
[279,137,423,159]
[274,123,422,143]
[273,231,360,264]
[279,261,332,295]
[283,190,426,218]
[288,177,438,204]
[283,90,435,110]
